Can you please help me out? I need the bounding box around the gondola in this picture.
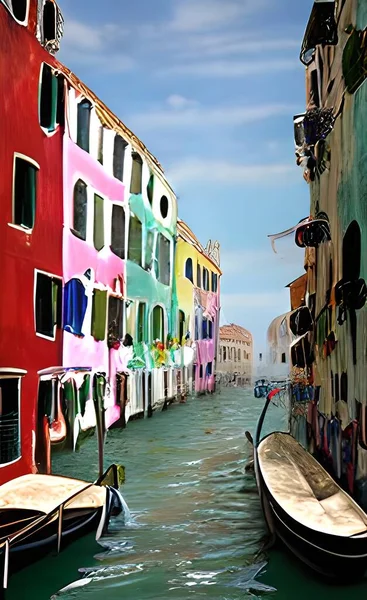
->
[253,379,272,399]
[0,464,124,590]
[254,388,367,580]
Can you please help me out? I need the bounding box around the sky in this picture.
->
[57,0,313,358]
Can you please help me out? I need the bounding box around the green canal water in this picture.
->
[8,388,367,598]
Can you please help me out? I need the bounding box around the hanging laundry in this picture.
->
[63,278,88,337]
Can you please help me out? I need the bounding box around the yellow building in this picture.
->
[175,219,221,393]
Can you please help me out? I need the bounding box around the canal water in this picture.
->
[8,388,367,598]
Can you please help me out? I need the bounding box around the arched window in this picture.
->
[238,349,241,361]
[160,195,169,219]
[77,99,92,153]
[223,347,227,361]
[343,220,361,281]
[197,264,202,288]
[130,152,143,194]
[72,179,87,240]
[234,348,237,362]
[12,0,28,22]
[147,174,154,204]
[43,0,56,42]
[185,258,193,282]
[113,135,127,182]
[152,305,165,341]
[179,310,185,341]
[203,268,209,291]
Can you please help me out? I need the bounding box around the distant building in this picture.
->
[217,324,253,386]
[266,313,295,380]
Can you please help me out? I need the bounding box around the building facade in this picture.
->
[217,324,253,386]
[271,0,367,508]
[0,0,223,485]
[175,220,221,394]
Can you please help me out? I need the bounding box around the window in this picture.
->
[238,349,241,361]
[158,234,171,285]
[179,310,185,341]
[128,214,143,265]
[111,204,125,259]
[223,347,227,361]
[77,99,92,152]
[234,349,237,362]
[108,296,124,342]
[203,268,209,291]
[35,271,62,339]
[185,258,193,283]
[43,0,56,42]
[97,126,104,165]
[152,305,164,341]
[244,350,246,359]
[145,230,155,271]
[202,318,208,339]
[281,353,287,364]
[39,64,64,132]
[130,152,143,194]
[72,179,87,240]
[199,365,203,379]
[197,264,202,288]
[93,194,104,251]
[160,195,169,219]
[91,289,107,341]
[0,376,22,465]
[113,135,127,182]
[147,174,154,204]
[137,302,147,343]
[9,0,28,22]
[208,320,213,339]
[211,272,218,293]
[206,362,213,376]
[13,156,38,230]
[195,315,200,340]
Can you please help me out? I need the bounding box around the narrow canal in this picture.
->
[8,389,367,599]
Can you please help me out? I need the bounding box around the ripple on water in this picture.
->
[9,389,279,599]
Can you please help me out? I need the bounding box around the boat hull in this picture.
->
[256,464,367,580]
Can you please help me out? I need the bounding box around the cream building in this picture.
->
[217,324,253,386]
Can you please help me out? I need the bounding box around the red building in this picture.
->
[0,0,64,483]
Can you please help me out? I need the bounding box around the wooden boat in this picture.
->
[254,389,367,580]
[0,464,124,589]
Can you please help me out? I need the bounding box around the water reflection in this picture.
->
[10,388,364,599]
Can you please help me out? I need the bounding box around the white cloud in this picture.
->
[130,101,294,131]
[221,289,290,310]
[59,18,134,73]
[158,58,299,78]
[167,159,296,186]
[220,248,304,278]
[167,0,267,33]
[166,95,199,110]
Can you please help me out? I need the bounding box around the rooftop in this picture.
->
[220,324,252,342]
[177,219,222,274]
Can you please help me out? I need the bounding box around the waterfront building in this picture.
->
[0,0,222,485]
[217,324,253,386]
[175,220,221,394]
[273,0,367,507]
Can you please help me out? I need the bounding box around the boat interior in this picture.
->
[0,474,107,536]
[258,432,367,537]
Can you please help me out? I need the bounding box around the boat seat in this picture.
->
[258,432,367,537]
[0,474,107,515]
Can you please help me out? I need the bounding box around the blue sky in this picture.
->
[57,0,313,357]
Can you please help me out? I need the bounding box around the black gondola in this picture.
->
[254,388,367,580]
[0,464,124,590]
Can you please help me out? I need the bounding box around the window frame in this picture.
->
[113,134,128,182]
[157,232,171,286]
[71,178,88,241]
[11,153,40,233]
[93,193,105,251]
[39,62,60,135]
[2,0,30,26]
[110,202,126,260]
[130,151,143,195]
[137,301,147,343]
[0,369,26,467]
[77,98,92,153]
[185,258,193,283]
[151,304,166,342]
[34,269,63,342]
[128,212,143,266]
